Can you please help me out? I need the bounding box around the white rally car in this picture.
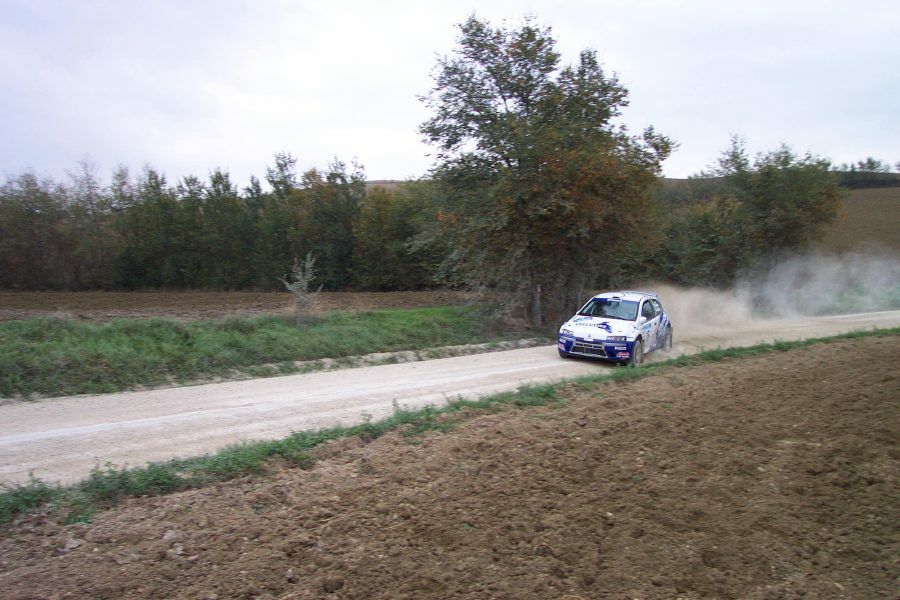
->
[557,291,673,367]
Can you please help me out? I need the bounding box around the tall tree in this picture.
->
[203,168,255,288]
[265,152,298,200]
[173,174,207,286]
[254,153,303,287]
[298,160,365,290]
[660,138,843,286]
[0,172,71,288]
[352,186,430,290]
[118,167,182,288]
[421,15,671,326]
[66,160,121,288]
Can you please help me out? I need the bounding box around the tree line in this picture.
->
[0,156,439,292]
[831,158,900,188]
[1,15,851,329]
[0,142,845,306]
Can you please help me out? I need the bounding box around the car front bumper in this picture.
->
[558,336,634,360]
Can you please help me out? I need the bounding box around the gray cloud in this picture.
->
[1,0,897,186]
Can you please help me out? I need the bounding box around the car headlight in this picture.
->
[606,336,627,341]
[560,328,574,336]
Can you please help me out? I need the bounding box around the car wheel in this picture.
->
[665,326,673,350]
[630,339,644,367]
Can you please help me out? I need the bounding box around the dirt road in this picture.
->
[1,310,898,486]
[3,332,897,599]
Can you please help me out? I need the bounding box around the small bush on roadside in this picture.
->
[0,475,56,523]
[280,253,322,318]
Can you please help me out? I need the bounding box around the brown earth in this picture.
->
[0,290,469,322]
[819,187,900,254]
[2,335,898,599]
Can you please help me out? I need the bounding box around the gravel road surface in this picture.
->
[1,309,898,486]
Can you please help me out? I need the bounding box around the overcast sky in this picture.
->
[1,0,897,187]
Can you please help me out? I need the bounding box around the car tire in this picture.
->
[665,326,673,350]
[629,339,644,368]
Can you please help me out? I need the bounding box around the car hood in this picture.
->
[563,315,638,340]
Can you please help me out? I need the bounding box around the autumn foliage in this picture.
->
[418,16,672,326]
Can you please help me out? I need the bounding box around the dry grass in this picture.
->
[819,187,900,253]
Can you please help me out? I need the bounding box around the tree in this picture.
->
[297,160,365,290]
[0,172,71,289]
[421,15,671,327]
[109,165,135,210]
[660,138,843,286]
[65,159,121,288]
[705,138,842,251]
[832,157,900,188]
[853,157,890,173]
[280,252,321,315]
[202,168,255,288]
[352,186,431,290]
[118,167,182,288]
[172,174,208,286]
[265,152,298,199]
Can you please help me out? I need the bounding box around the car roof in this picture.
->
[592,290,656,302]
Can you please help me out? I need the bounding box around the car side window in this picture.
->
[650,299,662,316]
[641,301,654,320]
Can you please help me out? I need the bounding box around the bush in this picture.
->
[279,253,322,315]
[657,139,843,287]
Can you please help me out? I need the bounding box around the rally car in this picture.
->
[557,291,673,367]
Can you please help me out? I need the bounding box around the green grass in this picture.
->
[0,306,530,398]
[2,326,896,527]
[577,326,900,387]
[0,383,561,525]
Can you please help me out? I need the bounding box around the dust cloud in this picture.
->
[650,251,900,335]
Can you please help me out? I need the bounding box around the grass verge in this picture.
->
[0,306,532,398]
[592,325,900,386]
[1,326,897,527]
[0,385,560,526]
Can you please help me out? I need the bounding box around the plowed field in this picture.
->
[0,290,469,322]
[820,186,900,253]
[2,335,897,599]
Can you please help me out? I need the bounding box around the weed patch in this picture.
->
[0,476,56,524]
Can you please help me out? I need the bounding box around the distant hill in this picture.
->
[364,180,405,193]
[819,187,900,253]
[833,170,900,189]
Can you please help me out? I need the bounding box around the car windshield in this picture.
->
[577,298,639,321]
